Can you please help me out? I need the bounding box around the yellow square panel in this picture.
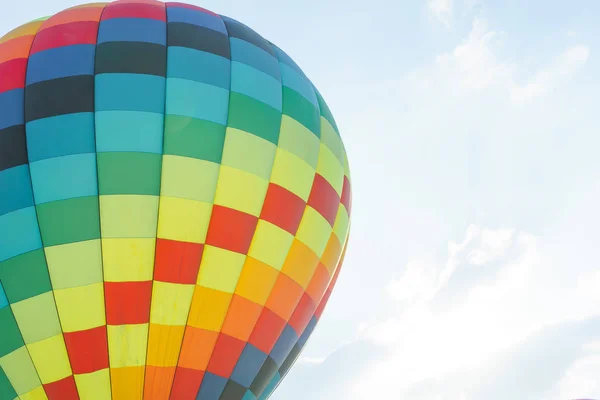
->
[187,286,231,332]
[160,155,220,203]
[269,148,315,201]
[149,281,195,326]
[0,347,41,396]
[315,143,344,195]
[157,197,212,244]
[295,206,333,258]
[320,117,344,163]
[234,257,279,306]
[100,195,159,238]
[213,166,268,217]
[196,245,246,293]
[27,334,72,384]
[320,234,343,273]
[110,366,144,400]
[248,220,293,270]
[53,282,106,332]
[107,324,149,368]
[281,239,320,289]
[333,205,350,245]
[74,368,111,400]
[101,238,155,282]
[18,386,46,400]
[44,239,103,290]
[146,324,185,367]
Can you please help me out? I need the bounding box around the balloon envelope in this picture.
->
[0,1,352,399]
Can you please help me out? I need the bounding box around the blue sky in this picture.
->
[2,0,600,399]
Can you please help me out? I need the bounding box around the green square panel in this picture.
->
[36,197,101,247]
[0,250,52,304]
[221,128,276,180]
[282,87,321,138]
[227,92,282,145]
[11,292,61,344]
[0,308,24,358]
[0,366,17,400]
[163,116,226,163]
[315,89,339,134]
[97,152,162,196]
[278,115,321,169]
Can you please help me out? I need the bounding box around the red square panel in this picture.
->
[104,281,152,325]
[44,375,79,400]
[31,21,99,54]
[63,326,109,374]
[154,238,204,284]
[0,59,26,93]
[260,183,306,235]
[206,333,246,379]
[288,293,316,335]
[307,174,340,227]
[170,367,205,399]
[205,205,258,254]
[248,308,287,354]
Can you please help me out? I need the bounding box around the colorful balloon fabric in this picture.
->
[0,1,352,400]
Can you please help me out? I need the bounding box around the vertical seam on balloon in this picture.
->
[240,42,325,400]
[262,82,351,399]
[165,11,234,400]
[21,16,78,398]
[0,20,47,400]
[93,2,113,398]
[141,2,169,399]
[210,35,288,400]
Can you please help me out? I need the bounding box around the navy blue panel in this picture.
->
[297,316,317,348]
[197,372,227,400]
[220,16,275,57]
[0,126,28,172]
[230,344,268,388]
[270,325,299,366]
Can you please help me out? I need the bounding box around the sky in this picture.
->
[2,0,600,399]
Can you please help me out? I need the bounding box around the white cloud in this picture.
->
[345,222,600,399]
[511,44,590,104]
[434,17,590,104]
[554,354,600,399]
[428,0,454,27]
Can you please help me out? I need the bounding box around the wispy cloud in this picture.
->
[434,17,590,103]
[428,0,454,27]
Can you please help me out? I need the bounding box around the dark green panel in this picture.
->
[0,250,51,303]
[163,115,226,163]
[227,92,281,145]
[36,196,101,246]
[282,87,321,138]
[0,308,24,358]
[97,152,162,196]
[0,367,17,400]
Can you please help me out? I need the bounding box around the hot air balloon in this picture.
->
[0,1,351,399]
